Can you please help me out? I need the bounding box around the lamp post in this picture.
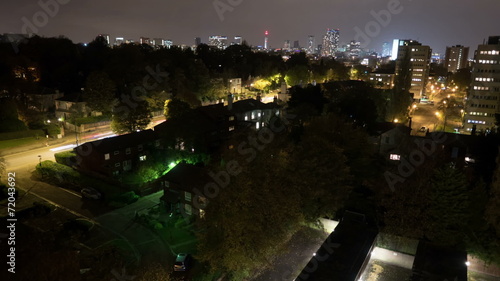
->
[38,155,42,167]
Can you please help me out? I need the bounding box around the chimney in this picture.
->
[227,94,233,111]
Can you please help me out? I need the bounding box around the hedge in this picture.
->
[54,151,77,166]
[35,160,81,186]
[0,129,45,141]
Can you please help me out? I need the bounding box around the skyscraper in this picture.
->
[234,36,242,45]
[97,34,110,46]
[445,45,469,73]
[321,29,340,57]
[195,37,201,46]
[293,40,300,49]
[382,42,391,57]
[283,40,291,51]
[208,35,228,50]
[307,35,315,55]
[395,39,432,99]
[463,36,500,133]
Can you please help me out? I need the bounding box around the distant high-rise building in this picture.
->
[307,35,315,54]
[208,35,228,50]
[264,31,269,49]
[348,40,361,58]
[395,39,432,99]
[139,37,151,45]
[115,37,124,46]
[195,37,201,46]
[283,40,291,51]
[164,39,173,48]
[463,36,500,132]
[445,45,469,73]
[321,29,340,57]
[391,39,400,60]
[293,40,300,49]
[234,36,242,45]
[152,38,165,48]
[98,34,110,46]
[382,41,391,57]
[431,53,443,64]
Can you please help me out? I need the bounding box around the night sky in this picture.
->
[1,0,499,55]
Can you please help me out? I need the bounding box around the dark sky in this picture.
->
[1,0,499,56]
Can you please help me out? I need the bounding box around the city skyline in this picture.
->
[1,0,499,55]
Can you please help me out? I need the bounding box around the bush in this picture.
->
[54,151,77,166]
[35,160,81,186]
[111,191,139,205]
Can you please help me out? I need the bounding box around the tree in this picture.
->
[111,99,152,134]
[164,98,191,120]
[424,165,470,246]
[85,71,117,114]
[451,68,472,90]
[285,65,310,86]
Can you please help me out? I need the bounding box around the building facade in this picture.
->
[208,35,228,50]
[395,39,432,100]
[445,45,469,73]
[321,29,340,57]
[463,36,500,133]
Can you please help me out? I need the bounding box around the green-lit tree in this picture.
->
[111,99,152,134]
[164,98,191,120]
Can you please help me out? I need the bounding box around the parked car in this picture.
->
[174,253,192,271]
[81,187,102,199]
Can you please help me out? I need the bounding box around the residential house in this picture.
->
[228,95,281,130]
[73,129,159,177]
[369,69,395,89]
[369,122,412,161]
[154,103,235,154]
[55,92,101,121]
[159,163,209,218]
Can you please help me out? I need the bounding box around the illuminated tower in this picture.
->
[307,35,315,54]
[321,29,340,57]
[264,30,269,49]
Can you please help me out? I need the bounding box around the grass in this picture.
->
[0,137,42,150]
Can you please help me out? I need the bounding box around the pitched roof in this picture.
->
[56,92,85,103]
[161,163,212,192]
[74,129,156,154]
[230,98,278,114]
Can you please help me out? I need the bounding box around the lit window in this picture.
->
[390,154,401,161]
[185,192,192,201]
[245,115,248,121]
[256,122,260,129]
[139,155,146,161]
[229,126,235,131]
[104,153,110,160]
[229,116,235,121]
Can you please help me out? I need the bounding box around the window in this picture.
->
[104,153,110,160]
[229,116,235,121]
[115,162,121,167]
[229,126,235,131]
[139,155,147,161]
[184,204,192,215]
[244,115,248,121]
[185,192,192,201]
[114,150,119,155]
[138,145,143,151]
[126,148,131,155]
[256,122,260,129]
[390,154,401,161]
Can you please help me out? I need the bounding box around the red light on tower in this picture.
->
[265,30,269,36]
